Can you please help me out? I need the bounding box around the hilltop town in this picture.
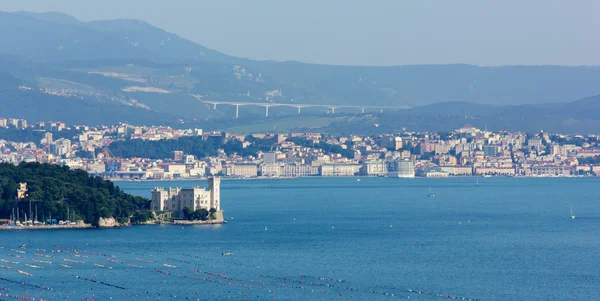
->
[1,117,599,179]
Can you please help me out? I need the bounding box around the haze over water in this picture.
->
[2,177,599,300]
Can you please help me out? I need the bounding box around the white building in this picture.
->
[151,177,221,213]
[360,161,387,176]
[386,160,415,178]
[320,164,361,176]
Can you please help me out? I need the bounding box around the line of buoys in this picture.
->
[74,275,127,290]
[0,277,53,291]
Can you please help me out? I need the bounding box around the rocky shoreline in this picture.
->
[1,216,226,230]
[0,223,94,230]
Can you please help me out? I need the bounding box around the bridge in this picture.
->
[190,95,410,118]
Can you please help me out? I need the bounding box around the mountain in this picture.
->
[0,11,600,132]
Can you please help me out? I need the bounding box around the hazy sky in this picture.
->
[2,0,599,66]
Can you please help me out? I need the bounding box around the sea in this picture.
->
[1,177,599,301]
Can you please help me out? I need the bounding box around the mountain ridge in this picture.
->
[0,11,599,133]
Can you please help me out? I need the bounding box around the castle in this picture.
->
[151,177,220,214]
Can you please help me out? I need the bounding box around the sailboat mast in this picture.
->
[570,204,576,219]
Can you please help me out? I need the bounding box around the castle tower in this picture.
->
[208,177,220,211]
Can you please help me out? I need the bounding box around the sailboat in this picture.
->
[427,186,435,197]
[476,176,480,187]
[570,204,575,219]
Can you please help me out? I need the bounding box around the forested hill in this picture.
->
[0,163,150,227]
[108,135,275,159]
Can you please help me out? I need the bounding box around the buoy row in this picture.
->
[0,276,53,290]
[2,244,484,301]
[74,276,127,290]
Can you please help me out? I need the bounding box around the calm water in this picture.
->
[1,177,599,301]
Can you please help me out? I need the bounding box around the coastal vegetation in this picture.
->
[0,162,150,227]
[182,207,217,221]
[109,135,356,160]
[577,156,600,165]
[108,135,274,159]
[0,127,80,143]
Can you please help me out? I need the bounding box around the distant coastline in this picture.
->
[111,175,595,183]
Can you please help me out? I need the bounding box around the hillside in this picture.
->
[0,11,599,132]
[0,163,150,227]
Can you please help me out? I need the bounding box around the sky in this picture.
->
[1,0,599,66]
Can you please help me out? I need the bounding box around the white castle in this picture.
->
[151,177,221,213]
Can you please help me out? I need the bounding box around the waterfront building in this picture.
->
[320,164,360,176]
[281,164,319,177]
[360,161,387,176]
[530,165,572,177]
[386,160,415,178]
[159,163,187,177]
[439,166,473,176]
[151,177,221,213]
[225,163,258,177]
[260,163,281,177]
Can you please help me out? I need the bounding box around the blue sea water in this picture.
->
[1,177,599,301]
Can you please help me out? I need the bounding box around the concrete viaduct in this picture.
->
[190,95,410,118]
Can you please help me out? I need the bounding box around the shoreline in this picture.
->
[1,219,227,230]
[0,224,94,230]
[112,175,596,182]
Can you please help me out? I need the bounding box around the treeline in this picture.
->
[108,135,273,159]
[578,156,600,165]
[0,162,150,227]
[0,127,80,143]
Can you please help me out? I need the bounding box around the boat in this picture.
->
[476,176,480,186]
[570,204,575,219]
[221,252,233,256]
[427,186,435,197]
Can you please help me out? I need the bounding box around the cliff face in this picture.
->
[98,217,130,228]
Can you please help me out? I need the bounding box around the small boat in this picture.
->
[356,178,361,182]
[427,186,435,197]
[17,270,33,276]
[476,176,480,186]
[570,204,575,219]
[221,252,233,256]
